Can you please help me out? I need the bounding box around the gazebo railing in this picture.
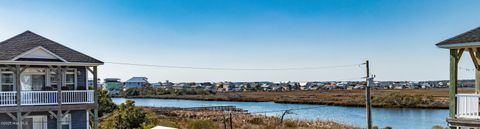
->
[457,94,480,119]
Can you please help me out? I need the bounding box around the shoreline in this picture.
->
[113,89,453,109]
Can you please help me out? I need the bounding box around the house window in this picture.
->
[1,68,14,91]
[22,115,48,129]
[61,114,71,129]
[65,69,76,90]
[21,68,47,91]
[50,69,58,90]
[49,68,76,90]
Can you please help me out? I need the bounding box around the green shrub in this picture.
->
[382,126,392,129]
[99,100,158,129]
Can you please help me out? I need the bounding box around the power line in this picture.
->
[105,61,364,71]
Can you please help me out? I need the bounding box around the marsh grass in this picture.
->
[144,107,360,129]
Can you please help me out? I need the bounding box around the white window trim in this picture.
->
[61,113,72,129]
[64,68,77,90]
[0,68,15,91]
[24,115,48,129]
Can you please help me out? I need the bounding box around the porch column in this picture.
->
[93,66,99,129]
[469,48,480,94]
[476,70,480,94]
[56,67,64,129]
[449,49,462,118]
[15,65,21,129]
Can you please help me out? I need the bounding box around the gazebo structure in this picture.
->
[436,27,480,128]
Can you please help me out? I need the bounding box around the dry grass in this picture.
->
[143,107,360,129]
[130,88,475,109]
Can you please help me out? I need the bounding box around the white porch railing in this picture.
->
[456,94,480,119]
[0,90,94,106]
[0,91,16,106]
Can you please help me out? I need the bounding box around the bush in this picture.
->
[98,89,118,117]
[187,120,218,129]
[382,126,392,129]
[373,92,434,107]
[99,100,158,129]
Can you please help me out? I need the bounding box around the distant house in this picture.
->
[222,82,235,92]
[103,78,122,96]
[173,82,191,91]
[160,80,174,90]
[124,77,149,90]
[151,82,161,89]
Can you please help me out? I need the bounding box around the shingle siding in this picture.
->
[0,110,87,129]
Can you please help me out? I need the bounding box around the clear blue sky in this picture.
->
[1,0,479,82]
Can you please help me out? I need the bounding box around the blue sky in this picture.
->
[1,0,480,82]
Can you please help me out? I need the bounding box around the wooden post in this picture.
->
[476,70,480,94]
[93,66,99,129]
[15,65,22,129]
[449,49,461,118]
[468,48,480,94]
[57,67,63,129]
[365,60,372,129]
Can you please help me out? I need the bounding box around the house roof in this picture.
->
[436,27,480,48]
[0,31,103,64]
[125,77,148,83]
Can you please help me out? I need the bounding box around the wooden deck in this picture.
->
[447,117,480,127]
[0,104,95,113]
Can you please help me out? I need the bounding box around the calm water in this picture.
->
[112,98,448,129]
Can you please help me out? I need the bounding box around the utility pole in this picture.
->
[365,60,372,129]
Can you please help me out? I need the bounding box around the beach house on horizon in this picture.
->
[436,27,480,128]
[103,78,122,96]
[0,31,102,129]
[123,77,148,90]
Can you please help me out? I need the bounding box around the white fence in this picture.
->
[0,90,94,106]
[456,94,480,119]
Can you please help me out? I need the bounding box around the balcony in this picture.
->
[0,90,94,106]
[456,94,480,119]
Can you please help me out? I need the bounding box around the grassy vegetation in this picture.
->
[120,88,476,108]
[101,91,453,129]
[143,107,360,129]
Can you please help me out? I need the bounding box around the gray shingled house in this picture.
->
[0,31,102,129]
